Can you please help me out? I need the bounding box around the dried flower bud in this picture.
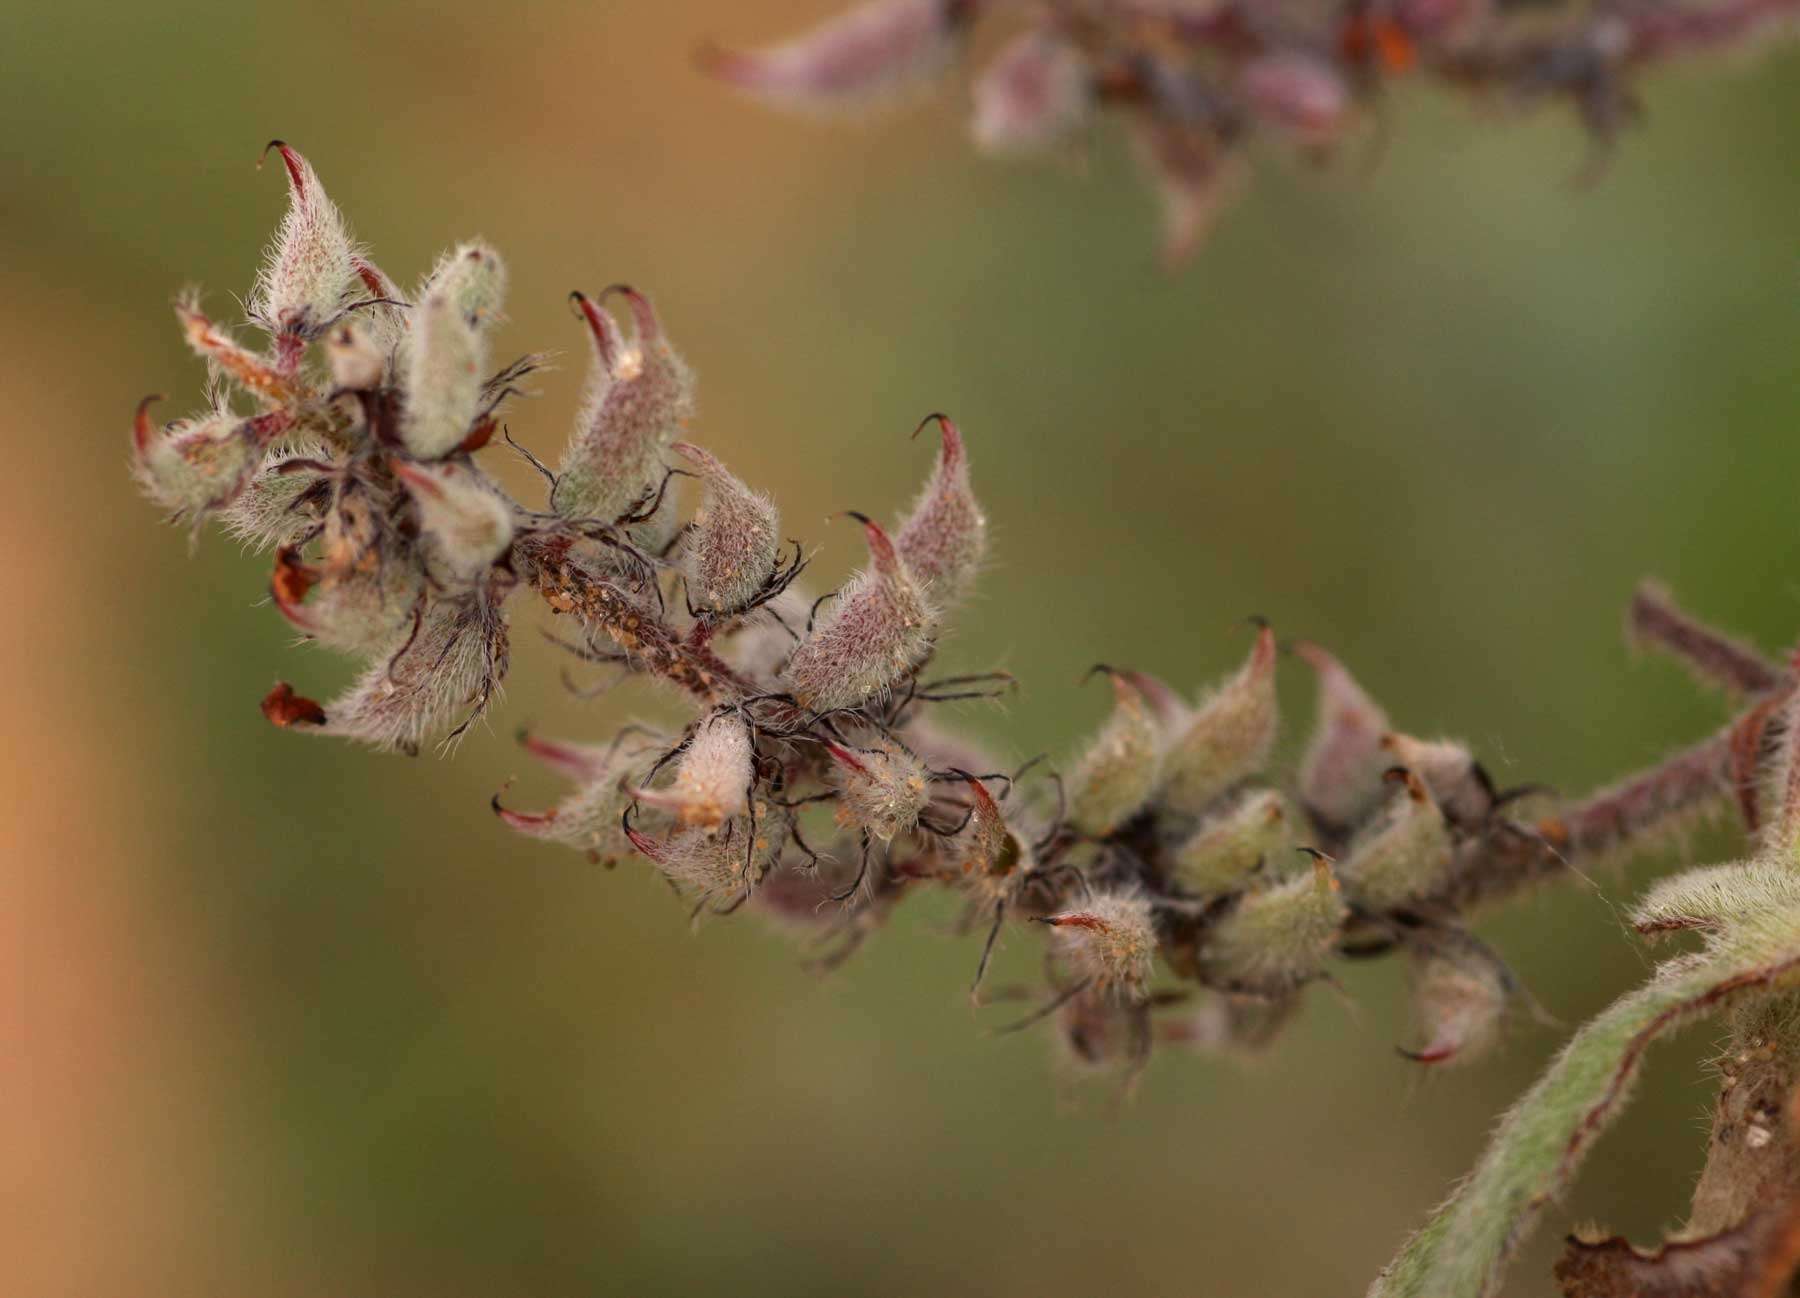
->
[552,287,696,541]
[1066,668,1163,837]
[1381,731,1495,828]
[250,141,356,338]
[131,398,286,519]
[894,413,986,606]
[970,27,1092,154]
[260,681,327,729]
[783,515,936,713]
[1042,892,1157,1000]
[1158,623,1279,816]
[216,443,332,551]
[701,0,978,112]
[492,732,644,862]
[1238,54,1351,143]
[674,443,780,614]
[1200,851,1347,994]
[827,737,929,842]
[1295,641,1391,832]
[324,319,386,391]
[1339,768,1455,912]
[393,460,515,584]
[175,299,301,407]
[1172,788,1296,894]
[399,284,486,460]
[629,711,753,831]
[1401,929,1513,1065]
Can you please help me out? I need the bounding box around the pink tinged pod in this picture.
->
[1238,54,1351,143]
[674,443,780,614]
[826,737,929,842]
[1066,670,1164,837]
[894,413,986,606]
[626,814,787,907]
[700,0,979,112]
[1380,731,1495,828]
[393,460,515,584]
[628,712,753,831]
[1042,892,1157,1000]
[130,397,290,518]
[1339,768,1455,912]
[1126,118,1244,267]
[970,27,1093,154]
[1157,624,1279,816]
[783,516,937,714]
[552,288,697,534]
[1294,641,1391,831]
[251,141,358,338]
[1401,930,1512,1066]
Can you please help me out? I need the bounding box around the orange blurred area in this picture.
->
[3,0,1799,1294]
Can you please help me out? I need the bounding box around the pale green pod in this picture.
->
[394,460,515,585]
[398,286,485,460]
[1199,853,1346,995]
[217,442,333,551]
[1158,624,1279,816]
[416,242,508,324]
[131,403,273,519]
[1171,788,1296,894]
[1065,670,1163,838]
[1339,768,1455,912]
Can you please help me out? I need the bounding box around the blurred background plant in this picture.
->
[4,1,1798,1295]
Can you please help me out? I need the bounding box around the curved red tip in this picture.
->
[912,412,963,468]
[261,682,326,728]
[823,741,870,776]
[259,140,308,203]
[597,283,660,343]
[492,794,558,831]
[569,290,622,370]
[132,394,164,457]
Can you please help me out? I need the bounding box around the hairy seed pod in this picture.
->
[217,442,333,551]
[1339,768,1455,912]
[270,486,424,654]
[1295,641,1391,832]
[701,0,979,113]
[1066,668,1163,837]
[627,806,786,908]
[970,27,1092,154]
[399,284,485,460]
[629,711,754,831]
[324,319,386,391]
[1171,788,1296,894]
[1381,731,1495,828]
[894,413,986,606]
[1200,852,1347,994]
[250,141,356,338]
[1159,623,1279,816]
[493,734,645,863]
[416,242,508,324]
[675,443,780,614]
[783,515,936,713]
[1042,892,1157,1000]
[827,737,929,842]
[393,460,515,585]
[552,287,696,543]
[1401,928,1513,1065]
[955,774,1029,900]
[131,399,286,518]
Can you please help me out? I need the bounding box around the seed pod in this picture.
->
[217,442,334,551]
[1159,623,1279,816]
[1238,54,1350,143]
[1171,788,1296,894]
[628,712,754,831]
[1042,892,1157,1000]
[970,27,1092,154]
[827,737,929,842]
[552,287,696,542]
[1295,641,1391,833]
[493,734,642,863]
[1339,768,1455,912]
[783,515,936,714]
[416,242,508,324]
[250,141,356,338]
[675,443,780,614]
[324,319,386,391]
[131,398,286,519]
[954,774,1029,899]
[270,491,424,655]
[399,284,485,460]
[1382,731,1495,828]
[1066,668,1163,837]
[626,807,786,909]
[393,460,515,584]
[1401,928,1514,1065]
[894,413,987,605]
[1200,851,1347,994]
[700,0,979,113]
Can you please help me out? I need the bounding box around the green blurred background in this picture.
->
[3,1,1798,1294]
